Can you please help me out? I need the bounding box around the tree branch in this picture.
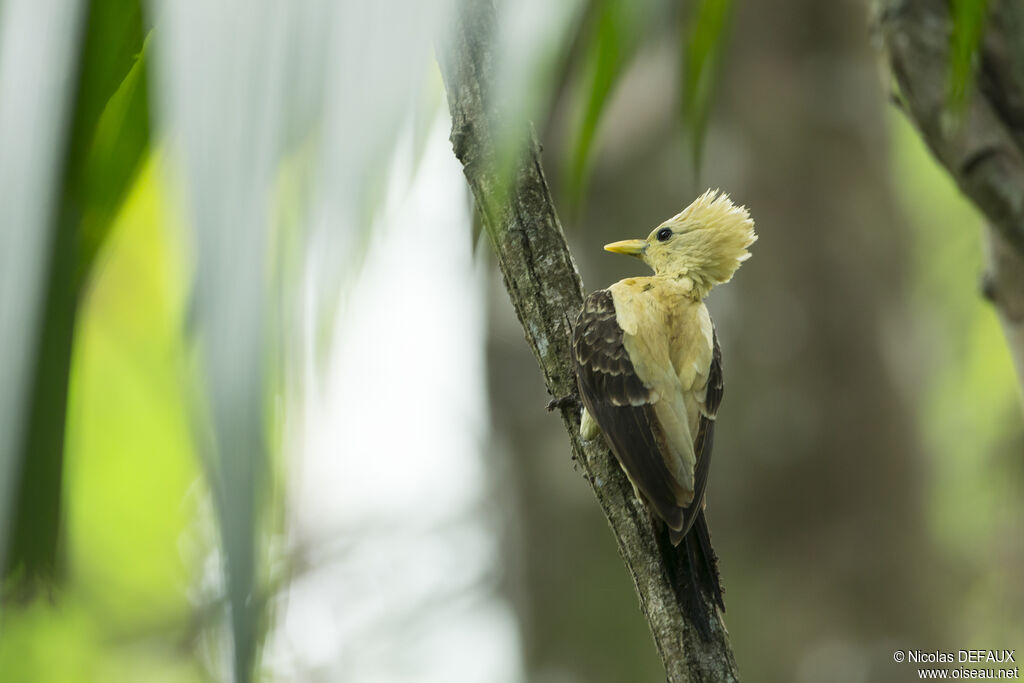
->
[436,2,739,681]
[877,0,1024,401]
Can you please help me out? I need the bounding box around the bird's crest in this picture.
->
[660,189,756,294]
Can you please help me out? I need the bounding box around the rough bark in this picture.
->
[436,1,739,681]
[877,0,1024,399]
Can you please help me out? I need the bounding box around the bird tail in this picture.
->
[686,510,725,612]
[658,509,725,640]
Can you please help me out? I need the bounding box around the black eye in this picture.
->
[656,227,672,242]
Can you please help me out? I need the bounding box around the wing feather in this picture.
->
[574,289,725,544]
[573,291,682,529]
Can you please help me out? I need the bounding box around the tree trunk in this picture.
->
[435,1,739,680]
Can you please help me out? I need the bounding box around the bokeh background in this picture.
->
[0,1,1020,682]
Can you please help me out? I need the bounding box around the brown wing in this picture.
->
[573,289,686,531]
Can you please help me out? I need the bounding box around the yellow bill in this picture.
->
[603,239,647,256]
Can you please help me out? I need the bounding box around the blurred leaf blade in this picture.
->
[681,0,734,179]
[566,0,655,208]
[77,38,152,285]
[3,0,148,589]
[0,0,89,580]
[948,0,989,109]
[148,2,286,679]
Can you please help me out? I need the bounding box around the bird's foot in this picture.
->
[546,393,578,412]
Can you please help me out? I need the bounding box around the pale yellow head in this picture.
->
[604,189,756,297]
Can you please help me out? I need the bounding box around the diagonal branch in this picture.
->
[435,1,739,680]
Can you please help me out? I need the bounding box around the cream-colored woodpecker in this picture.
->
[572,189,755,611]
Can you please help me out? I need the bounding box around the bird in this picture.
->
[572,189,755,613]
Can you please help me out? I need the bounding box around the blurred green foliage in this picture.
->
[566,0,658,206]
[681,0,734,178]
[0,162,207,682]
[5,0,149,589]
[1,1,1022,682]
[564,0,735,206]
[949,0,989,109]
